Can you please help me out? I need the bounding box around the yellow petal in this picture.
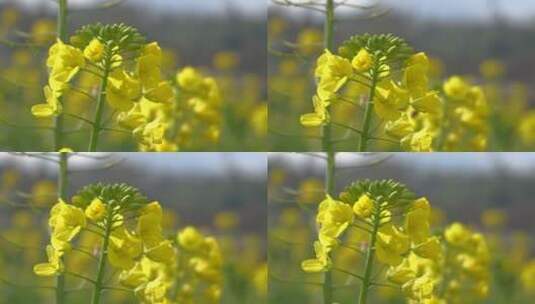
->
[31,104,55,117]
[33,263,57,276]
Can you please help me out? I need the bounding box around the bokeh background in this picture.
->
[268,152,535,303]
[269,0,535,151]
[0,152,267,303]
[0,0,266,151]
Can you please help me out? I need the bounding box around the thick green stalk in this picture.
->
[54,0,68,151]
[357,206,381,304]
[56,152,68,304]
[91,206,114,304]
[88,55,111,152]
[358,66,379,152]
[322,1,335,303]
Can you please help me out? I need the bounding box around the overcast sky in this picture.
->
[7,0,535,22]
[0,153,267,177]
[270,153,535,175]
[269,0,535,24]
[7,0,266,17]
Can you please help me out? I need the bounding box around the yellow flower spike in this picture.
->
[31,86,62,118]
[33,245,64,276]
[443,76,469,100]
[444,222,471,247]
[84,198,107,221]
[352,194,374,218]
[177,226,205,252]
[83,38,104,62]
[351,48,373,72]
[176,67,204,92]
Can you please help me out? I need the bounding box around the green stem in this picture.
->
[56,152,68,304]
[54,0,68,151]
[91,205,114,304]
[322,1,335,303]
[88,55,111,152]
[358,66,379,152]
[358,206,381,304]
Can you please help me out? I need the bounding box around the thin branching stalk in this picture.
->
[56,152,68,304]
[358,204,382,304]
[358,64,379,152]
[91,205,114,304]
[88,48,112,151]
[322,1,336,303]
[54,0,68,150]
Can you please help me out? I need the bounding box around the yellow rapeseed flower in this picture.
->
[84,198,107,221]
[351,48,373,72]
[83,38,105,62]
[31,86,62,118]
[33,245,64,276]
[352,194,374,218]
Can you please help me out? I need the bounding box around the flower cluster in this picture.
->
[440,222,491,301]
[118,203,223,303]
[380,53,442,152]
[300,179,492,304]
[32,183,223,304]
[33,199,86,275]
[31,39,85,117]
[440,76,489,151]
[176,226,224,303]
[299,34,444,151]
[172,67,222,149]
[27,23,224,151]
